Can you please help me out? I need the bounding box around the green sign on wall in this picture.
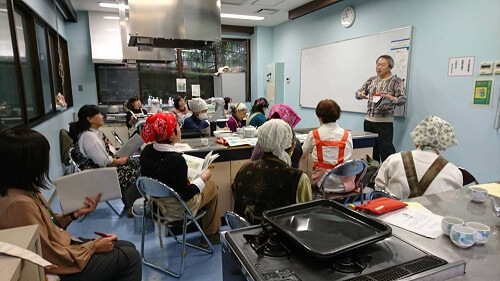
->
[473,79,493,106]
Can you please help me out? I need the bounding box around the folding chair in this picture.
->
[369,189,400,201]
[136,176,214,278]
[111,130,124,146]
[458,167,479,186]
[67,148,124,218]
[224,211,251,230]
[318,159,368,204]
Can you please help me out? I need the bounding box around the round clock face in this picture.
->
[341,6,355,28]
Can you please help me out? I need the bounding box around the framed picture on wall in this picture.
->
[472,79,494,106]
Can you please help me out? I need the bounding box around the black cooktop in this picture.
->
[225,225,447,281]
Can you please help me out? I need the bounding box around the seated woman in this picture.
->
[140,112,221,247]
[125,96,148,137]
[250,103,303,168]
[247,97,269,128]
[172,95,191,122]
[182,98,209,133]
[223,97,232,115]
[233,119,312,224]
[69,105,141,214]
[226,103,247,132]
[302,99,353,192]
[0,129,141,281]
[375,115,462,199]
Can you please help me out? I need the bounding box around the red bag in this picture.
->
[354,197,407,215]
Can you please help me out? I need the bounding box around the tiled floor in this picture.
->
[51,198,229,281]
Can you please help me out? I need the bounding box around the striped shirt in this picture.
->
[355,75,406,122]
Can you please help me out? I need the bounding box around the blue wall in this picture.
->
[271,0,500,182]
[65,11,98,107]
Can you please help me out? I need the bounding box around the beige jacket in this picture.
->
[0,189,95,275]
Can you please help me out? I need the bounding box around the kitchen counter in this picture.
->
[181,129,378,162]
[391,188,499,280]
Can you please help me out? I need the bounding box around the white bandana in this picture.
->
[256,119,293,165]
[410,115,458,150]
[188,98,208,113]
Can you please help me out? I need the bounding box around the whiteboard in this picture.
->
[300,27,412,116]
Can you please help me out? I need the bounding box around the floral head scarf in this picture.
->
[141,112,177,144]
[410,115,458,150]
[187,98,208,113]
[268,103,301,128]
[256,119,293,165]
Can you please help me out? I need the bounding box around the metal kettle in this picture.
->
[489,197,500,217]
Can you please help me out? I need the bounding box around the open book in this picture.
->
[182,150,220,181]
[223,136,258,147]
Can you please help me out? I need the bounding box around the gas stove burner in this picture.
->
[332,255,371,274]
[243,223,291,257]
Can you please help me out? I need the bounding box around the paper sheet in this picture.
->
[116,133,145,158]
[295,133,308,143]
[378,207,443,239]
[54,167,122,214]
[223,137,252,147]
[173,142,193,152]
[472,183,500,197]
[0,241,52,268]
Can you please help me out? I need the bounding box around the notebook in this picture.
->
[54,167,122,214]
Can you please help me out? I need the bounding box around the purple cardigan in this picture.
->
[226,115,242,132]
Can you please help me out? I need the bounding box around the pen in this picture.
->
[94,231,111,238]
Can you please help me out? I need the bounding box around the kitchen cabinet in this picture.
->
[0,225,45,281]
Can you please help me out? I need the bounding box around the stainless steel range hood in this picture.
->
[127,0,222,49]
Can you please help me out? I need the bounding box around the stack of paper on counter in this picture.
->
[182,150,219,181]
[377,204,443,239]
[174,142,193,152]
[295,133,308,143]
[223,136,256,147]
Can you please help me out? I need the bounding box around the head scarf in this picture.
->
[141,112,177,144]
[410,115,458,150]
[268,103,301,128]
[231,103,247,113]
[188,98,208,113]
[256,119,293,165]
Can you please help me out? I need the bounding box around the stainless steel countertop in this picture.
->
[294,127,378,139]
[391,188,499,280]
[178,129,378,153]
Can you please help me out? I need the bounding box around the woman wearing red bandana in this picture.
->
[139,112,221,247]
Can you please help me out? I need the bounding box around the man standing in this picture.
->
[355,55,406,163]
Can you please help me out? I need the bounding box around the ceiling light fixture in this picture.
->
[99,3,129,9]
[103,16,120,20]
[221,13,264,20]
[0,8,8,12]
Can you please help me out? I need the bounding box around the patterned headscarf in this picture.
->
[410,115,458,150]
[141,112,177,144]
[268,103,301,128]
[257,119,293,165]
[187,98,208,113]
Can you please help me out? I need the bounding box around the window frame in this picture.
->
[0,0,73,132]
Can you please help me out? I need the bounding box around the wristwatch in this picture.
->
[69,212,79,221]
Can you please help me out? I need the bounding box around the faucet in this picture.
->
[489,197,500,217]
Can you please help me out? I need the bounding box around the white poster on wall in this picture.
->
[448,56,474,76]
[192,85,200,97]
[176,78,187,92]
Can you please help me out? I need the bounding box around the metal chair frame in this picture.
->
[136,176,214,278]
[318,159,368,204]
[111,130,124,146]
[67,148,124,219]
[224,211,251,230]
[369,189,400,201]
[458,167,479,186]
